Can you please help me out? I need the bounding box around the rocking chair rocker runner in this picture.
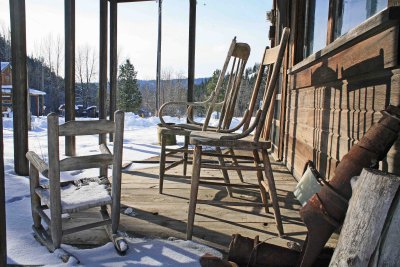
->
[158,37,251,195]
[186,27,290,240]
[26,111,128,261]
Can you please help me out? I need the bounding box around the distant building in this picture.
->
[1,62,46,116]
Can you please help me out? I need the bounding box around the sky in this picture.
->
[0,0,272,80]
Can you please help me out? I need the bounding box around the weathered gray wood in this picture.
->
[29,163,42,228]
[253,150,269,213]
[111,111,124,233]
[47,113,63,248]
[10,0,29,175]
[200,163,264,171]
[63,219,111,236]
[64,0,76,156]
[198,181,260,188]
[369,190,400,267]
[330,169,400,267]
[262,149,284,236]
[109,0,118,142]
[59,120,115,136]
[187,145,202,240]
[26,151,49,177]
[263,45,281,65]
[159,134,167,193]
[99,0,108,124]
[187,0,196,107]
[155,0,162,114]
[99,143,111,155]
[59,154,113,171]
[0,68,5,266]
[215,147,233,197]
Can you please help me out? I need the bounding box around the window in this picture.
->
[301,0,388,59]
[334,0,387,38]
[304,0,330,57]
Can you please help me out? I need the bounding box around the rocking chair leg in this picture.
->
[101,206,129,254]
[261,149,284,236]
[187,145,202,240]
[159,133,167,194]
[252,150,269,213]
[215,147,233,197]
[229,149,244,183]
[183,136,189,176]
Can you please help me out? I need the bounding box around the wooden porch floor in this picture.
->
[63,154,311,253]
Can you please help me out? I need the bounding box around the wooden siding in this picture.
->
[285,21,400,180]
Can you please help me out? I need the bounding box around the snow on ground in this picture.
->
[3,113,230,266]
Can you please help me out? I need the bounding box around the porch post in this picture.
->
[109,0,118,141]
[99,0,108,145]
[155,0,162,115]
[187,0,196,108]
[0,60,6,267]
[10,0,29,175]
[65,0,76,156]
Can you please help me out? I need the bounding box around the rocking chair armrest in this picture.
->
[218,109,250,133]
[158,98,215,129]
[220,110,262,140]
[26,151,49,177]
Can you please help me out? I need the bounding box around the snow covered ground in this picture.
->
[3,113,233,266]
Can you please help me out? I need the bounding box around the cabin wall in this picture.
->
[284,14,400,180]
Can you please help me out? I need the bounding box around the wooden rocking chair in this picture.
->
[158,37,251,195]
[26,111,127,262]
[186,28,290,240]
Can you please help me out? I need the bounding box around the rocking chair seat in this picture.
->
[35,178,112,214]
[190,131,271,150]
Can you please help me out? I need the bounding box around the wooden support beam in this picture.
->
[65,0,76,156]
[99,0,108,140]
[155,0,162,114]
[187,0,196,107]
[0,60,6,267]
[10,0,29,175]
[109,0,118,141]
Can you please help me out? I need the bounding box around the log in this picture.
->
[330,169,400,267]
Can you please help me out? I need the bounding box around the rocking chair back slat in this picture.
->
[59,120,116,136]
[253,28,290,142]
[263,45,281,65]
[202,40,250,131]
[59,154,114,171]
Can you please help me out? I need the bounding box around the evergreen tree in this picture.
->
[117,59,142,112]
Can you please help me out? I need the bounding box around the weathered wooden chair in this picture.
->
[186,27,290,240]
[158,37,251,195]
[26,111,128,261]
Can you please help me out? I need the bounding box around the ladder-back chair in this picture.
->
[158,38,251,195]
[186,28,290,240]
[26,111,128,261]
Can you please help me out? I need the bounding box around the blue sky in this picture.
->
[0,0,272,79]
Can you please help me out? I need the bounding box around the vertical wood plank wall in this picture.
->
[285,23,400,180]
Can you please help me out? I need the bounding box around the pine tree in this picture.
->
[117,59,142,112]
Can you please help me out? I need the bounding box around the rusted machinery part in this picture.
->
[199,253,238,267]
[298,105,400,267]
[227,234,333,267]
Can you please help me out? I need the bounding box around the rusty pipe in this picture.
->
[227,234,333,267]
[298,105,400,267]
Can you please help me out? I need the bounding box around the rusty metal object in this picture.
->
[199,253,238,267]
[298,105,400,267]
[227,234,333,267]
